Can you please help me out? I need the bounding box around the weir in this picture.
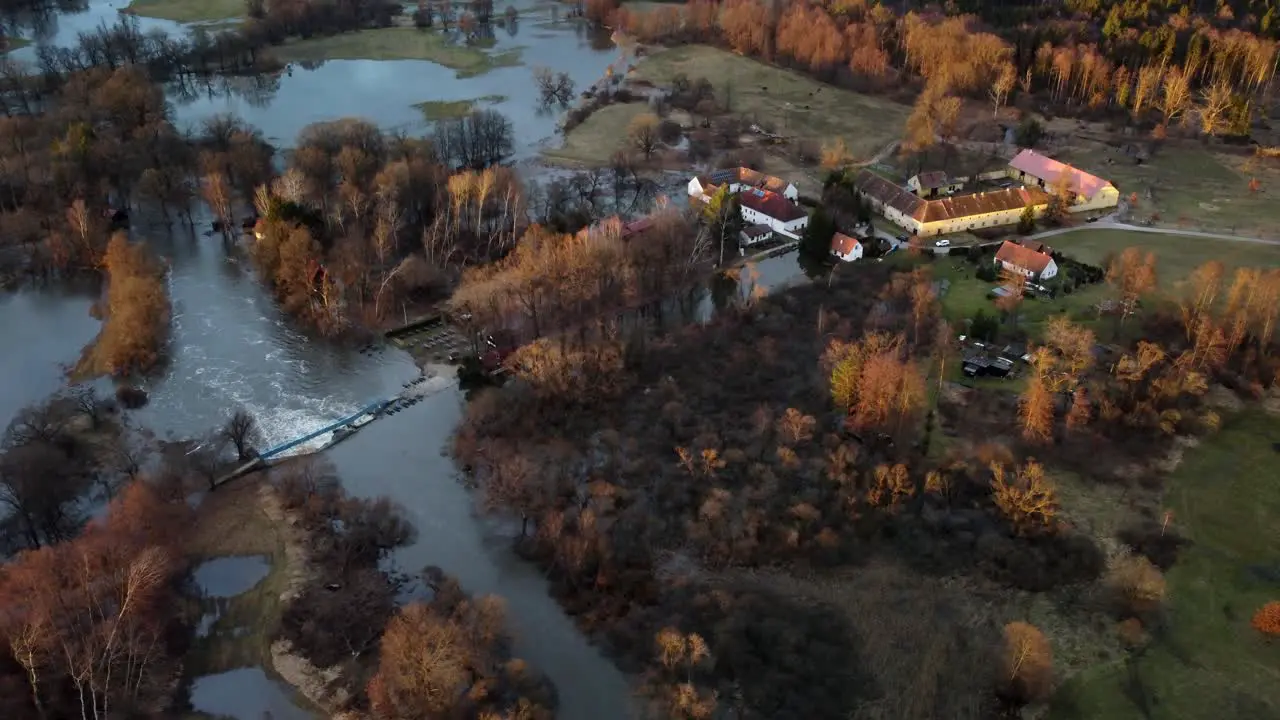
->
[213,374,456,487]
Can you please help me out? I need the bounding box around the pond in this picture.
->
[189,667,313,720]
[192,555,272,597]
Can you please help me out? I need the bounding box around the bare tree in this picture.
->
[628,113,662,159]
[70,384,104,429]
[989,61,1016,117]
[533,65,575,105]
[220,409,261,462]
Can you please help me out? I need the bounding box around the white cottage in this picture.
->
[830,232,863,262]
[995,240,1058,280]
[738,189,808,239]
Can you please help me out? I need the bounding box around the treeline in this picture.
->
[243,115,518,334]
[75,233,171,378]
[0,64,179,277]
[603,0,1277,138]
[1013,252,1280,454]
[449,206,709,344]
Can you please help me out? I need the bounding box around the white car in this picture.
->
[935,239,951,247]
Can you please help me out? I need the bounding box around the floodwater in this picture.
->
[189,668,312,720]
[0,3,810,718]
[8,0,622,156]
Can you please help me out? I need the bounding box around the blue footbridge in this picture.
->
[214,373,452,485]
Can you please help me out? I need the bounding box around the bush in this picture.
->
[1105,554,1166,619]
[1251,601,1280,637]
[115,385,149,409]
[658,118,682,145]
[976,262,999,282]
[997,621,1053,707]
[1117,522,1187,570]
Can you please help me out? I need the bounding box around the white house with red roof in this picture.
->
[830,232,863,262]
[1007,149,1120,213]
[688,167,799,203]
[738,188,809,239]
[995,240,1058,280]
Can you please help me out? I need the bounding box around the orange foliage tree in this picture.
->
[0,482,191,718]
[76,233,171,378]
[1252,601,1280,637]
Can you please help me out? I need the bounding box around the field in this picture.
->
[1049,409,1280,720]
[124,0,244,23]
[1044,228,1280,287]
[629,44,911,161]
[542,101,653,165]
[1051,126,1280,238]
[273,28,522,77]
[414,95,507,122]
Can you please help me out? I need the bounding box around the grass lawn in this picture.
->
[629,44,910,161]
[272,28,522,78]
[124,0,244,23]
[1046,229,1280,290]
[928,257,1111,342]
[542,101,653,165]
[1049,409,1280,720]
[1057,141,1280,238]
[414,95,507,122]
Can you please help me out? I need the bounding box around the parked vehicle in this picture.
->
[935,239,951,247]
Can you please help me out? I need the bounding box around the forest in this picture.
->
[450,235,1280,716]
[596,0,1279,154]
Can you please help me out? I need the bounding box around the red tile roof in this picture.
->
[696,167,791,195]
[914,187,1049,223]
[913,171,949,189]
[739,189,807,222]
[1009,149,1112,199]
[853,170,1047,223]
[831,232,860,256]
[622,217,654,238]
[995,240,1054,274]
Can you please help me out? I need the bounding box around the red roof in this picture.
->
[1009,149,1111,199]
[621,217,654,238]
[831,232,860,256]
[995,240,1054,274]
[739,190,807,222]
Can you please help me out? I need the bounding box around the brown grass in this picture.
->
[630,44,910,160]
[719,562,999,720]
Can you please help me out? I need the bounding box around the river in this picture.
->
[0,3,810,718]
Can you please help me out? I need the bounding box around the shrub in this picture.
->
[658,118,683,145]
[1105,554,1166,618]
[115,385,149,409]
[1252,601,1280,637]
